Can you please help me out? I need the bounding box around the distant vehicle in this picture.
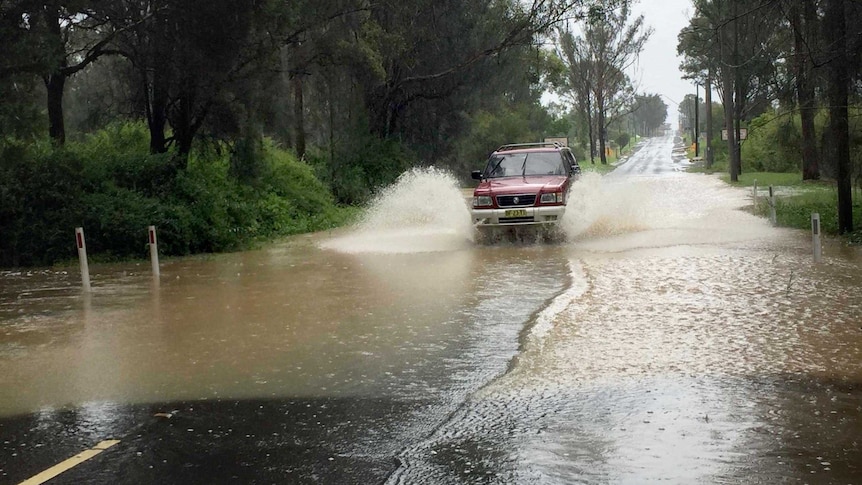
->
[470,142,580,234]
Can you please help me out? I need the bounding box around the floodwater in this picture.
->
[2,135,862,483]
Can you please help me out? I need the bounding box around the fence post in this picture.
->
[811,213,822,263]
[148,225,160,277]
[75,227,91,292]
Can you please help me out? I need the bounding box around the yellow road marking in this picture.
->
[18,440,120,485]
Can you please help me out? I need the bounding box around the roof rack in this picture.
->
[495,142,563,152]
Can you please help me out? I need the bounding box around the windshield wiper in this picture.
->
[521,154,528,177]
[486,156,505,178]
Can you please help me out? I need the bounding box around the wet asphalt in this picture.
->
[5,376,862,484]
[2,396,415,484]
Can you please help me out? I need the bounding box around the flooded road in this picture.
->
[3,135,862,483]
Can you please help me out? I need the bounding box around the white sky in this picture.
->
[629,0,697,118]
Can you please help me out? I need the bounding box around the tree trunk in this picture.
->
[44,73,66,144]
[732,0,742,176]
[705,73,714,168]
[597,92,607,165]
[734,79,743,176]
[694,84,699,157]
[825,0,852,233]
[173,91,195,158]
[145,69,169,154]
[42,6,66,144]
[586,98,596,164]
[722,68,739,182]
[293,74,306,159]
[794,0,820,180]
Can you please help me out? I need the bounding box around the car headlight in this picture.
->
[540,192,563,204]
[473,196,493,207]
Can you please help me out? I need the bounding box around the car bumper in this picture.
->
[471,206,565,227]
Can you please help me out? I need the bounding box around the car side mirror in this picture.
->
[471,170,483,181]
[571,164,581,175]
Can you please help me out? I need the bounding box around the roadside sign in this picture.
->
[721,128,747,141]
[544,137,568,146]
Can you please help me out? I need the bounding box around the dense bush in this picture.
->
[0,123,353,267]
[742,108,862,180]
[742,112,804,173]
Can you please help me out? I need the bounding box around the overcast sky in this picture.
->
[630,0,697,121]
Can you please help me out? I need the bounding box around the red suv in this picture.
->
[470,143,580,229]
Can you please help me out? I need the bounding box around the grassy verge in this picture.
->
[581,161,617,175]
[698,167,862,243]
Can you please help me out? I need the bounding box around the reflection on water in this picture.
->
[0,240,474,415]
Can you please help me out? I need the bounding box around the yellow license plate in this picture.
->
[505,209,528,217]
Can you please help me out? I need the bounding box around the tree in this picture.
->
[107,0,302,157]
[824,0,852,233]
[786,0,820,180]
[1,1,137,143]
[631,93,666,136]
[557,30,597,161]
[585,3,651,164]
[0,0,45,137]
[679,0,783,180]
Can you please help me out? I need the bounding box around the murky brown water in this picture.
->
[3,136,862,483]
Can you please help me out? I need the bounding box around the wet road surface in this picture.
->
[2,135,862,484]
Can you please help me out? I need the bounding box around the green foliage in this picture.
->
[615,132,630,151]
[754,188,862,238]
[453,101,563,178]
[742,112,803,172]
[0,140,87,267]
[719,171,805,187]
[0,123,351,267]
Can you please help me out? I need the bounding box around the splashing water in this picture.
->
[560,172,654,241]
[320,167,474,254]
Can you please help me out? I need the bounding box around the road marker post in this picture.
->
[768,185,776,226]
[148,225,160,277]
[75,227,91,292]
[752,179,758,213]
[811,213,822,263]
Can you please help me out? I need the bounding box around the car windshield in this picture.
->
[484,152,566,178]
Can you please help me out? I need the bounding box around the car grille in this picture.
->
[496,194,536,207]
[499,217,535,224]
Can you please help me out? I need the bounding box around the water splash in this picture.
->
[560,172,654,241]
[321,167,474,254]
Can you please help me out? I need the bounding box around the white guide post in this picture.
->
[768,185,777,226]
[811,213,822,263]
[148,225,160,277]
[752,179,758,213]
[75,227,91,292]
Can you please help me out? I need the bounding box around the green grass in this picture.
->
[694,163,862,242]
[687,159,728,175]
[720,171,811,187]
[725,171,862,242]
[581,160,616,175]
[755,189,862,240]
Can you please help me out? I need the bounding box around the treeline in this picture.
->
[553,2,667,164]
[678,0,862,233]
[0,0,669,266]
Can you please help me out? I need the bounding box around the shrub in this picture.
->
[742,112,801,173]
[0,124,352,267]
